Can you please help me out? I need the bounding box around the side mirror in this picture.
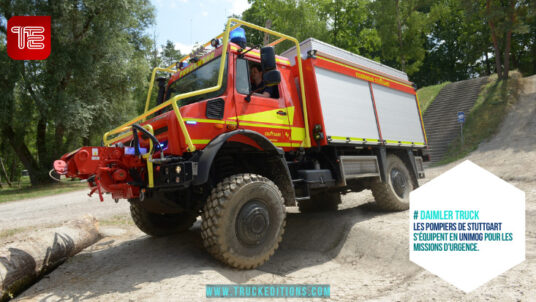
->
[260,46,276,72]
[261,46,280,89]
[263,70,281,86]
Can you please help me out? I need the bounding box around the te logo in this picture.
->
[7,16,51,60]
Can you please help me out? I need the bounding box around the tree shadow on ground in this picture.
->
[20,201,400,301]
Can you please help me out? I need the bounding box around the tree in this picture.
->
[161,40,183,68]
[316,0,381,60]
[477,0,529,79]
[370,0,430,75]
[412,0,491,86]
[241,0,330,52]
[509,0,535,76]
[0,0,155,185]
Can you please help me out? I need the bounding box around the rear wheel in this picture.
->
[298,191,341,213]
[201,173,286,269]
[371,154,414,211]
[130,203,197,237]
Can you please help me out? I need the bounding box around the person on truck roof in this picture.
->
[250,63,277,98]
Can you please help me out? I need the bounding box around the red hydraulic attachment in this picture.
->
[54,146,146,200]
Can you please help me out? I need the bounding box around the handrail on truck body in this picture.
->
[102,18,312,187]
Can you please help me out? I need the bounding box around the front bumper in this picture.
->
[154,161,198,188]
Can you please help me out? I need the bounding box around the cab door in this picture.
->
[232,57,292,149]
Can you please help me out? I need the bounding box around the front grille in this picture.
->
[206,98,225,119]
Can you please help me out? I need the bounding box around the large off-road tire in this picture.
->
[298,191,341,213]
[371,154,414,211]
[130,203,197,237]
[201,173,286,269]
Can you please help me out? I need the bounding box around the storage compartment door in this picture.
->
[314,67,380,144]
[372,84,425,145]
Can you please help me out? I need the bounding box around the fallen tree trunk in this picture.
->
[0,215,100,300]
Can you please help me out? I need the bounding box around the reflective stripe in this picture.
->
[240,122,290,129]
[414,94,428,145]
[291,127,305,142]
[273,142,292,147]
[330,136,379,143]
[385,140,425,145]
[184,118,225,124]
[317,56,413,89]
[231,106,295,124]
[192,139,210,144]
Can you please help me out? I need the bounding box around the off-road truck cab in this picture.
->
[53,18,428,269]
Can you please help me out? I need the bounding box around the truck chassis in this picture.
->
[54,18,428,269]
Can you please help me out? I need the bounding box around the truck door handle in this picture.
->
[277,110,287,116]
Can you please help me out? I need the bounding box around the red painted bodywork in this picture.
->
[59,146,144,200]
[56,42,421,200]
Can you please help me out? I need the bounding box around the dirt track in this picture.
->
[4,84,536,301]
[0,191,129,232]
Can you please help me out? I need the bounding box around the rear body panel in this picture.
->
[284,38,427,149]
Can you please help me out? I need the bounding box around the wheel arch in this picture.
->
[387,149,420,188]
[194,129,295,206]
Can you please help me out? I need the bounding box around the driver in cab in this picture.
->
[250,63,277,98]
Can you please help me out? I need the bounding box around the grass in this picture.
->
[435,72,522,166]
[417,82,451,113]
[100,214,134,226]
[0,176,87,204]
[0,227,28,239]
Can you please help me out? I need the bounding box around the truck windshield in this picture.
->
[166,56,227,107]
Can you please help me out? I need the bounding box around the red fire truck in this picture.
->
[53,19,428,269]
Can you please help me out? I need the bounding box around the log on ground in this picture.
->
[0,215,100,300]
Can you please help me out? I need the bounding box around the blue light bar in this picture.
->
[185,120,198,125]
[124,147,148,155]
[230,27,247,48]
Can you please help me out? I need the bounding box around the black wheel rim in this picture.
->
[390,168,408,198]
[236,199,271,246]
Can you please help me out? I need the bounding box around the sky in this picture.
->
[151,0,251,54]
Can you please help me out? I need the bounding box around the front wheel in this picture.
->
[371,154,414,211]
[201,174,286,269]
[130,203,197,237]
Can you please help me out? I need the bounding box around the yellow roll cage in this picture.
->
[102,18,311,187]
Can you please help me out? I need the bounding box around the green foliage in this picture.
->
[316,0,381,60]
[0,0,155,185]
[436,71,522,165]
[0,0,535,186]
[417,81,451,113]
[511,1,536,76]
[0,176,87,203]
[370,0,431,75]
[412,0,491,86]
[462,0,531,80]
[241,0,330,53]
[100,214,135,226]
[136,39,183,114]
[161,40,183,68]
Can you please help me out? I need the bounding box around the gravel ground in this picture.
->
[4,83,535,301]
[0,190,129,232]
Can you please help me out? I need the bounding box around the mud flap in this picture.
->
[376,146,388,184]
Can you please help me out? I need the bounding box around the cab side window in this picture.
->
[236,57,280,99]
[236,58,250,95]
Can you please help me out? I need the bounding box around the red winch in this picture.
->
[53,146,146,201]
